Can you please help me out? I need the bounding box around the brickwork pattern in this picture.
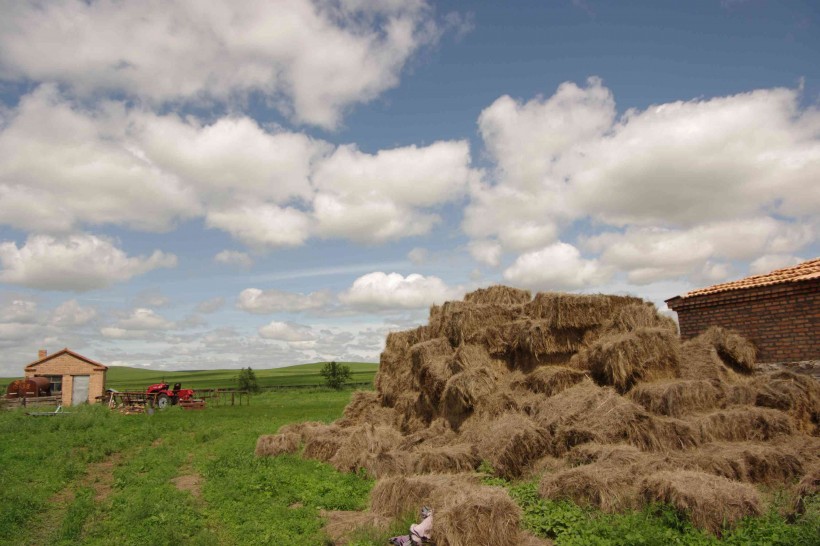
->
[25,353,106,405]
[668,278,819,364]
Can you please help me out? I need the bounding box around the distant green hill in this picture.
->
[1,362,378,392]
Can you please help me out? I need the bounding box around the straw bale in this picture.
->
[752,371,820,434]
[302,424,344,462]
[629,379,724,417]
[517,532,555,546]
[399,418,457,450]
[484,320,583,360]
[678,332,743,383]
[465,412,549,478]
[411,338,455,405]
[360,449,417,478]
[434,485,521,546]
[414,443,480,474]
[320,510,391,546]
[539,461,643,512]
[277,420,326,441]
[793,464,820,515]
[697,406,794,442]
[567,443,644,467]
[393,391,427,433]
[329,424,404,474]
[724,380,758,406]
[431,301,524,346]
[337,391,397,428]
[701,326,756,374]
[448,343,507,376]
[255,432,300,457]
[536,381,693,454]
[581,327,680,393]
[463,285,531,305]
[600,302,678,336]
[369,473,481,518]
[440,366,498,428]
[684,442,803,485]
[384,325,431,353]
[640,470,762,534]
[524,292,644,329]
[524,366,588,396]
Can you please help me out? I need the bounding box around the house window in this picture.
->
[43,375,62,393]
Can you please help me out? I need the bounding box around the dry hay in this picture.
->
[302,424,344,462]
[377,326,431,404]
[440,366,497,428]
[678,330,747,383]
[360,449,417,478]
[336,391,397,428]
[463,285,531,305]
[683,442,803,485]
[540,461,645,512]
[752,371,820,434]
[629,379,725,417]
[697,406,794,443]
[411,338,455,405]
[320,510,391,545]
[463,412,550,479]
[413,443,480,474]
[277,421,326,441]
[369,473,480,518]
[255,432,301,457]
[393,391,427,433]
[700,326,756,374]
[399,418,457,450]
[600,302,678,336]
[536,381,696,454]
[640,470,762,535]
[793,464,820,515]
[484,320,583,362]
[567,442,645,467]
[524,292,643,329]
[429,300,525,347]
[579,327,680,393]
[447,343,507,376]
[433,485,521,546]
[523,366,588,396]
[517,532,555,546]
[329,424,404,474]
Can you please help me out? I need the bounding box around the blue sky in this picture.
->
[0,0,817,375]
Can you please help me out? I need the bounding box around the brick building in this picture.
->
[665,258,819,364]
[24,348,107,406]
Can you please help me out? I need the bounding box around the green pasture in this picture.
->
[0,361,378,392]
[0,388,817,545]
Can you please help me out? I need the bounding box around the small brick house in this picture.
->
[665,258,819,364]
[24,348,107,406]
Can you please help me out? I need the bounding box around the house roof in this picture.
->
[669,257,820,301]
[25,348,108,371]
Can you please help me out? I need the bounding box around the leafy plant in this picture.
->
[237,367,261,393]
[320,361,352,390]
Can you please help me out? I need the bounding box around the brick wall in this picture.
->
[667,278,819,363]
[25,353,106,405]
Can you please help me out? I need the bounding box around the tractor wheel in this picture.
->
[156,393,170,409]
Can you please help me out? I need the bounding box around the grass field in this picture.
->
[0,361,378,392]
[0,389,817,545]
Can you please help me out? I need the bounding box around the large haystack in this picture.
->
[257,285,820,539]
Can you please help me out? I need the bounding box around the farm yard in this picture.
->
[1,288,819,545]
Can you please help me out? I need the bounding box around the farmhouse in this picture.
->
[665,258,819,365]
[24,348,108,406]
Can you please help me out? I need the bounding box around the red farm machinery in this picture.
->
[145,382,195,409]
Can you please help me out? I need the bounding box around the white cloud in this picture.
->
[312,141,477,243]
[503,242,611,290]
[214,250,254,268]
[116,308,174,330]
[237,288,333,314]
[258,321,316,342]
[0,0,440,129]
[468,240,502,267]
[206,205,312,249]
[50,299,97,327]
[749,254,805,275]
[0,234,177,291]
[196,297,225,314]
[0,298,38,323]
[339,272,462,309]
[408,248,429,265]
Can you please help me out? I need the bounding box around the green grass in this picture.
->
[0,362,378,392]
[1,387,817,545]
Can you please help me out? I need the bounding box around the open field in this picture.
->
[0,361,378,392]
[1,388,817,545]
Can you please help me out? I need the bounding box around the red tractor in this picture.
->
[146,382,195,409]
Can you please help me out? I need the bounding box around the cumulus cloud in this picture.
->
[312,141,477,243]
[503,242,611,290]
[206,204,312,249]
[467,79,819,284]
[258,321,316,342]
[0,0,442,129]
[0,298,38,323]
[214,250,254,268]
[196,297,225,314]
[339,272,462,309]
[50,299,97,327]
[749,254,805,275]
[237,288,333,314]
[0,234,177,291]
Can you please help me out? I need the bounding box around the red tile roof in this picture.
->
[25,347,108,370]
[675,257,820,300]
